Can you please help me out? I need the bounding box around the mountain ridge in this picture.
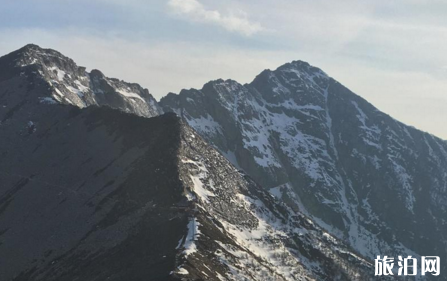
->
[160,54,447,279]
[1,44,445,280]
[0,43,163,118]
[0,65,381,280]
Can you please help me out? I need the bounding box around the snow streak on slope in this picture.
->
[173,125,383,281]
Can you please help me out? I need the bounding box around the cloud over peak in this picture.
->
[168,0,263,36]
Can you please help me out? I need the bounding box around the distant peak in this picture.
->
[277,60,314,71]
[7,44,78,70]
[289,60,311,67]
[204,78,240,87]
[202,78,243,94]
[20,43,43,51]
[15,44,58,58]
[205,78,225,85]
[275,60,329,79]
[90,69,105,78]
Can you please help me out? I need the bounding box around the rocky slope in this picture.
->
[176,123,378,280]
[0,45,387,280]
[161,61,447,277]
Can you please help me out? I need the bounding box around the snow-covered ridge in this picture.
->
[11,44,163,118]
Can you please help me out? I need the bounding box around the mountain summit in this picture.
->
[160,57,447,277]
[0,44,162,117]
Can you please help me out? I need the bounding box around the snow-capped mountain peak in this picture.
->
[2,44,162,117]
[161,59,447,280]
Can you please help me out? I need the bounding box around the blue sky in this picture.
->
[0,0,446,139]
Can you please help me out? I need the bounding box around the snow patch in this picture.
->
[186,114,223,138]
[116,88,145,102]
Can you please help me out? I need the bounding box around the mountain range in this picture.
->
[0,44,445,280]
[161,59,447,267]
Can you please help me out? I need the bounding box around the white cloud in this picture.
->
[167,0,263,36]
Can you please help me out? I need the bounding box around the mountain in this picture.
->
[160,61,447,276]
[0,45,385,280]
[0,44,162,118]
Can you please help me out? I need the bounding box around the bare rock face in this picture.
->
[0,46,390,280]
[160,60,447,279]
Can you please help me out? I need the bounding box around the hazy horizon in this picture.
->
[1,0,446,139]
